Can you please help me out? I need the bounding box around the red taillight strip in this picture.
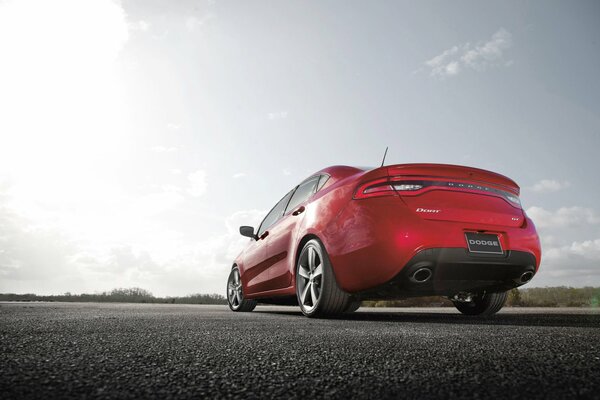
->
[353,178,397,199]
[354,176,521,207]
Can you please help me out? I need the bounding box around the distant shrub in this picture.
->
[0,288,227,305]
[1,287,599,307]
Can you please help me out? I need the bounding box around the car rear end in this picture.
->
[324,164,541,298]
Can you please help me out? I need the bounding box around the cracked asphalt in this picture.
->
[1,302,599,399]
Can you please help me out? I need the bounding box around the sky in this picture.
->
[0,0,599,296]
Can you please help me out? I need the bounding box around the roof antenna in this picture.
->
[380,146,388,167]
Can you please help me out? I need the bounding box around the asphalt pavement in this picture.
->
[1,302,599,399]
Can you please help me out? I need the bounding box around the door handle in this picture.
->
[260,231,269,240]
[292,206,305,216]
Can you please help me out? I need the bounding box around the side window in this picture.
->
[317,174,330,191]
[257,191,293,237]
[285,177,319,214]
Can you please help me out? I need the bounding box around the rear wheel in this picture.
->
[227,267,257,312]
[344,300,361,313]
[296,239,351,317]
[453,291,508,316]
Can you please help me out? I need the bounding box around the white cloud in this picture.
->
[185,16,201,31]
[424,28,513,78]
[225,209,265,233]
[527,206,600,229]
[134,189,185,217]
[282,168,292,176]
[537,239,600,279]
[130,20,150,32]
[268,111,288,120]
[187,170,207,197]
[530,179,571,193]
[167,123,180,131]
[568,239,600,259]
[461,28,512,69]
[232,172,247,179]
[445,61,460,76]
[0,175,268,296]
[150,145,178,153]
[185,14,215,32]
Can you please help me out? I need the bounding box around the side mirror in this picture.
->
[239,226,257,239]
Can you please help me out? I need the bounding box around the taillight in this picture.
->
[354,177,520,207]
[505,194,521,207]
[353,179,423,199]
[354,178,396,199]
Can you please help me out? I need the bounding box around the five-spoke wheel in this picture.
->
[296,239,352,317]
[297,245,324,313]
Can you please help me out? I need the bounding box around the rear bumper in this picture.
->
[322,196,541,293]
[354,248,536,300]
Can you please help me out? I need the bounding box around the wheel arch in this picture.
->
[292,232,338,289]
[293,233,323,286]
[294,233,322,271]
[232,262,248,291]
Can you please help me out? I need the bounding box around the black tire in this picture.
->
[344,300,361,313]
[453,291,508,316]
[227,267,257,312]
[295,239,351,318]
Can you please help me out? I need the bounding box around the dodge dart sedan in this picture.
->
[227,164,541,317]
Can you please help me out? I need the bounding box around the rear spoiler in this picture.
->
[359,163,520,195]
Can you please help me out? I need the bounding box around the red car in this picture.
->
[227,164,541,317]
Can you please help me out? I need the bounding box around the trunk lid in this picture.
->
[373,164,523,227]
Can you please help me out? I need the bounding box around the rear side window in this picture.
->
[257,191,293,236]
[285,177,319,214]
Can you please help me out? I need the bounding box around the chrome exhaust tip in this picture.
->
[410,267,432,283]
[520,271,534,284]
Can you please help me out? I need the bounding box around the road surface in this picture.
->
[1,302,599,399]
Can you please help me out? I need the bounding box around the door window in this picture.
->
[285,177,319,214]
[257,191,293,237]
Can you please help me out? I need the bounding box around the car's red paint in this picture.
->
[233,164,541,300]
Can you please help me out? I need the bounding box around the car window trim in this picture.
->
[316,173,330,192]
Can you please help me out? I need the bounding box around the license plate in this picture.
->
[465,232,503,255]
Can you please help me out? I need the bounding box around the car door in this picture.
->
[244,190,294,294]
[265,176,320,290]
[240,238,269,295]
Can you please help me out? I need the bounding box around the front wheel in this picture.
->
[453,291,508,316]
[295,239,351,317]
[227,267,257,312]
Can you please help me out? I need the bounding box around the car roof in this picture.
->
[302,165,366,185]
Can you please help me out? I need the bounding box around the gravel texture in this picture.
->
[1,302,599,399]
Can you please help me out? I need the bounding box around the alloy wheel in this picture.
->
[227,268,243,310]
[297,245,324,313]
